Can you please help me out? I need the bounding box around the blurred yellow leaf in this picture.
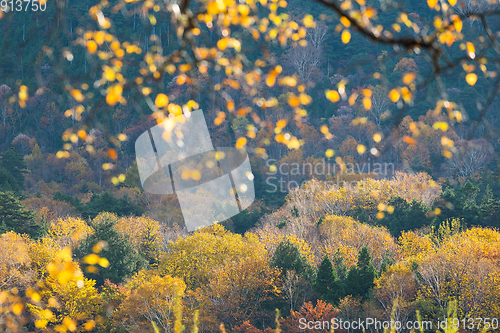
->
[403,135,416,145]
[357,144,366,154]
[98,258,109,268]
[433,121,449,131]
[340,16,351,27]
[70,89,84,102]
[155,94,169,108]
[389,89,400,102]
[266,75,276,87]
[277,119,287,128]
[288,96,300,107]
[303,15,315,28]
[341,30,351,44]
[453,17,462,32]
[466,42,475,59]
[403,73,417,85]
[87,40,97,54]
[363,97,372,110]
[466,73,477,86]
[236,137,247,148]
[83,254,100,265]
[427,0,438,8]
[217,39,228,51]
[325,90,340,102]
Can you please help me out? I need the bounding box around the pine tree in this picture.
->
[271,239,315,281]
[75,214,147,286]
[479,185,500,228]
[314,255,342,306]
[0,147,28,192]
[0,191,46,238]
[345,247,377,299]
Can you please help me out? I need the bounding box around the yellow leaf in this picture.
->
[348,92,358,105]
[427,0,438,8]
[432,121,449,131]
[155,94,169,108]
[177,75,187,85]
[217,39,228,51]
[363,97,372,110]
[84,320,96,331]
[403,73,417,85]
[448,0,456,5]
[466,42,475,59]
[403,135,416,145]
[442,150,453,158]
[236,137,247,149]
[70,89,84,102]
[325,149,334,158]
[340,16,351,27]
[453,17,462,32]
[357,144,366,154]
[303,15,315,28]
[12,303,23,315]
[466,73,477,86]
[389,89,400,102]
[277,119,287,128]
[87,40,97,54]
[325,90,340,102]
[106,85,123,106]
[373,133,382,142]
[99,258,109,268]
[341,30,351,44]
[288,96,300,107]
[266,75,276,87]
[401,87,412,102]
[103,67,115,82]
[83,253,100,265]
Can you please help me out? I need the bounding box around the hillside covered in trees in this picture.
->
[1,0,500,331]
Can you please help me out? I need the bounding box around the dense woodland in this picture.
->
[1,0,500,331]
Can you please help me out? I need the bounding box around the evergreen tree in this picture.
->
[345,247,377,299]
[0,147,28,192]
[314,255,342,306]
[271,239,315,281]
[332,250,348,282]
[75,214,147,286]
[479,185,500,228]
[379,253,394,275]
[80,191,143,219]
[0,191,46,238]
[379,197,434,236]
[0,168,17,193]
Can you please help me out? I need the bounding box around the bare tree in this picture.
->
[285,44,322,82]
[307,21,328,49]
[446,141,490,177]
[454,0,500,25]
[285,22,328,83]
[369,86,391,127]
